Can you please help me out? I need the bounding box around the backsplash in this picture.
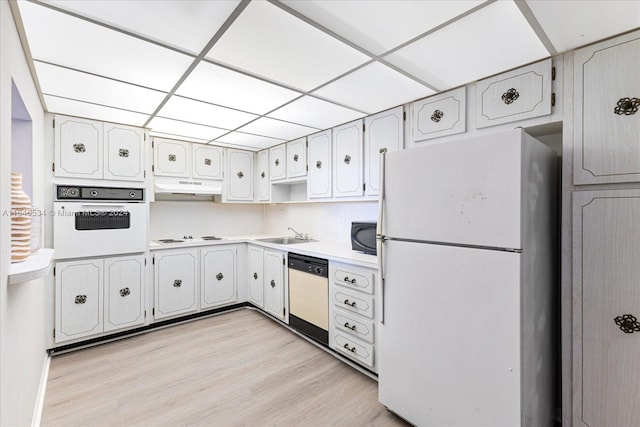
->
[264,201,378,245]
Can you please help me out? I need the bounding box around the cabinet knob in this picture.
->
[344,322,357,331]
[293,154,299,162]
[316,160,322,169]
[168,154,176,162]
[430,109,444,123]
[343,299,357,307]
[73,143,86,153]
[74,294,87,304]
[343,276,356,284]
[270,279,276,288]
[344,155,351,165]
[261,171,265,178]
[614,97,640,115]
[501,88,519,105]
[119,287,130,297]
[253,272,258,280]
[119,148,129,158]
[343,343,356,353]
[216,273,224,281]
[614,314,640,333]
[237,171,244,179]
[275,158,280,166]
[173,279,182,288]
[204,158,211,166]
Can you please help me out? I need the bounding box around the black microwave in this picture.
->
[351,221,377,255]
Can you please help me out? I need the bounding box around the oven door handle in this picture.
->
[80,203,126,208]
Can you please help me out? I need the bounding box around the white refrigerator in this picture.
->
[377,129,557,426]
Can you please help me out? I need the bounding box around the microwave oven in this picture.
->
[351,221,377,255]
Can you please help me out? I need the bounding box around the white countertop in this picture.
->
[9,248,55,285]
[150,235,378,269]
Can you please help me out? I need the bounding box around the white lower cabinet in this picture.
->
[263,249,287,322]
[154,248,198,320]
[55,254,145,343]
[201,246,237,309]
[329,261,378,371]
[248,245,265,307]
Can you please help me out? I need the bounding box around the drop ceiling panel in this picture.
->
[205,1,370,91]
[44,96,150,127]
[237,117,319,141]
[18,1,193,91]
[149,132,210,144]
[148,117,230,141]
[312,62,435,114]
[526,0,640,53]
[384,1,550,90]
[157,96,257,130]
[35,62,166,114]
[214,132,286,150]
[176,61,302,115]
[267,96,365,129]
[43,0,241,54]
[281,0,485,55]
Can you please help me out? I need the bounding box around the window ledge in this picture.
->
[9,248,54,285]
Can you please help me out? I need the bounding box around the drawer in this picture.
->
[332,287,374,319]
[332,265,374,294]
[410,87,466,144]
[475,58,552,129]
[333,308,374,343]
[332,331,374,368]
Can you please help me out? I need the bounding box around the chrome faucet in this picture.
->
[288,227,305,239]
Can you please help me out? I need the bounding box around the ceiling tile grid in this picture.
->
[15,0,640,149]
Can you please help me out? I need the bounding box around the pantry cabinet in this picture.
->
[572,189,640,426]
[269,144,286,181]
[263,250,286,322]
[225,149,254,201]
[154,248,198,319]
[307,130,332,199]
[333,120,363,198]
[153,138,191,178]
[55,115,145,182]
[286,138,307,178]
[409,87,465,145]
[573,30,640,185]
[256,149,270,201]
[192,144,223,180]
[364,107,403,197]
[247,246,265,307]
[103,255,145,332]
[200,246,237,309]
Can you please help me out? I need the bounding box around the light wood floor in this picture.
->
[42,309,409,426]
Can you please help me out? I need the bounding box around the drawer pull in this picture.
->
[253,272,258,280]
[173,279,182,287]
[216,273,224,281]
[614,314,640,333]
[344,322,357,331]
[343,276,356,284]
[430,109,444,123]
[344,299,357,307]
[614,97,639,115]
[74,294,87,304]
[343,343,357,353]
[270,279,276,288]
[501,88,519,105]
[119,287,130,297]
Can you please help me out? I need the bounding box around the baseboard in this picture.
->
[31,355,50,427]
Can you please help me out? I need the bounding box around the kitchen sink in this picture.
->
[257,237,315,245]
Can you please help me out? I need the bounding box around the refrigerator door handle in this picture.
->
[377,148,387,324]
[377,148,387,238]
[378,236,385,324]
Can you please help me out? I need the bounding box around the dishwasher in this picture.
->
[288,253,329,346]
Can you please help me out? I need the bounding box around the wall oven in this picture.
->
[53,185,147,259]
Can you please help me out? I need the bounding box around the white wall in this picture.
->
[264,201,377,245]
[149,201,265,240]
[1,1,48,425]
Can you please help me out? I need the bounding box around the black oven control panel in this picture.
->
[56,185,144,201]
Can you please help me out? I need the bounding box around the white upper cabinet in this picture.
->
[153,138,191,178]
[286,137,307,178]
[225,148,254,201]
[269,144,286,181]
[256,149,270,201]
[333,119,364,198]
[55,115,145,182]
[192,144,223,180]
[307,130,333,199]
[573,30,640,185]
[410,87,465,145]
[364,107,403,197]
[475,58,552,129]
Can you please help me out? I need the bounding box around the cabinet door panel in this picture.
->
[193,145,223,180]
[263,250,285,321]
[226,149,254,201]
[333,120,363,198]
[104,123,144,181]
[104,255,145,332]
[55,259,103,342]
[248,246,264,307]
[573,190,640,426]
[154,138,190,177]
[307,130,332,199]
[256,150,270,201]
[574,32,640,184]
[287,138,307,178]
[55,115,103,179]
[201,247,236,309]
[269,144,286,181]
[154,249,197,319]
[410,87,465,145]
[365,107,402,196]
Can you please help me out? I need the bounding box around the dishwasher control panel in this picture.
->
[288,253,328,277]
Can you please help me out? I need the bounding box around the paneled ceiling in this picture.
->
[15,0,640,150]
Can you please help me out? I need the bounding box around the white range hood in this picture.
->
[154,177,222,195]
